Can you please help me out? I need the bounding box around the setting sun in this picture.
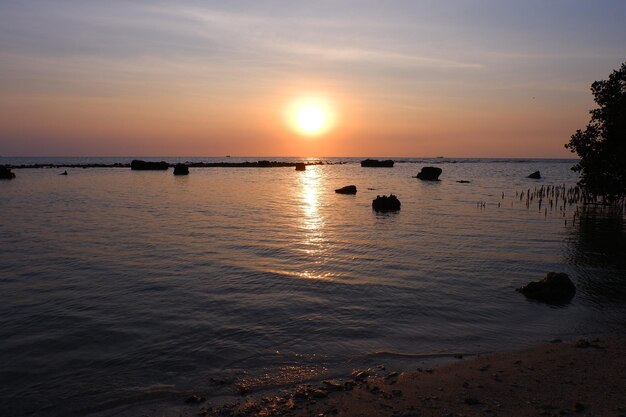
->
[286,96,336,137]
[297,106,326,133]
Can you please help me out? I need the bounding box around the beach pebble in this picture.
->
[236,383,250,395]
[323,380,343,391]
[353,370,369,380]
[185,394,205,404]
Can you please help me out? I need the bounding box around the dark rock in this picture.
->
[173,164,189,175]
[416,166,442,181]
[311,389,327,398]
[361,159,394,167]
[185,394,206,404]
[323,380,344,391]
[60,170,68,176]
[236,383,250,395]
[516,272,576,304]
[353,371,369,380]
[0,166,16,179]
[464,397,481,405]
[372,195,401,212]
[295,163,306,171]
[335,185,357,194]
[528,171,541,179]
[456,180,470,183]
[385,372,399,380]
[131,159,169,170]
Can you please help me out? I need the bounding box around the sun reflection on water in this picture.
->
[295,166,330,280]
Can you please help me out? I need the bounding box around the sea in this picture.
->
[1,157,625,416]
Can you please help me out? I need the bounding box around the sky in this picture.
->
[0,0,625,157]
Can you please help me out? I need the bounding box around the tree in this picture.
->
[565,61,626,200]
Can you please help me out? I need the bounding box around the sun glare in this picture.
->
[297,106,325,133]
[287,96,336,137]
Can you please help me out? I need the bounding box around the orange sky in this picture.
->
[1,2,625,157]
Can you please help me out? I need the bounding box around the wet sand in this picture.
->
[154,336,626,417]
[161,336,626,417]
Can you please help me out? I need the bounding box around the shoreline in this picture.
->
[97,335,626,417]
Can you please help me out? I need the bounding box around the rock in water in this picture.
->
[372,195,401,211]
[173,164,189,175]
[295,162,306,171]
[528,171,541,179]
[416,166,442,181]
[0,166,16,179]
[516,272,576,304]
[130,160,169,170]
[335,185,357,194]
[361,159,394,167]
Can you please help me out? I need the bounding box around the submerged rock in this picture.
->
[361,159,394,168]
[295,162,306,171]
[0,166,16,179]
[131,159,169,170]
[173,164,189,175]
[335,185,357,194]
[416,166,442,181]
[528,171,541,179]
[516,272,576,304]
[372,195,401,211]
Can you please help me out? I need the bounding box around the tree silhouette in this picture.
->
[566,62,626,200]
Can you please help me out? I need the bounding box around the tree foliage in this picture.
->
[566,62,626,199]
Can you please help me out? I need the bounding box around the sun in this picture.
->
[297,106,326,133]
[286,96,336,137]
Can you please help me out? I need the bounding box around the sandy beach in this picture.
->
[165,336,626,417]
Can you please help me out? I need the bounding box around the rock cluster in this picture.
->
[173,164,189,175]
[528,171,541,179]
[131,160,169,170]
[335,185,357,194]
[295,163,306,171]
[416,166,442,181]
[372,195,401,211]
[0,166,16,179]
[361,159,394,168]
[516,272,576,304]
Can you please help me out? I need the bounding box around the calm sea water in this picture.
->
[1,157,625,416]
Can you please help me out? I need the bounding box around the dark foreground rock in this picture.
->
[517,272,576,304]
[528,171,541,179]
[416,166,442,181]
[131,160,169,170]
[361,159,394,168]
[295,163,306,171]
[372,195,401,211]
[0,166,16,179]
[335,185,357,194]
[173,164,189,175]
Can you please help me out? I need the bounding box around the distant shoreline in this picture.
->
[3,157,579,169]
[4,160,332,169]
